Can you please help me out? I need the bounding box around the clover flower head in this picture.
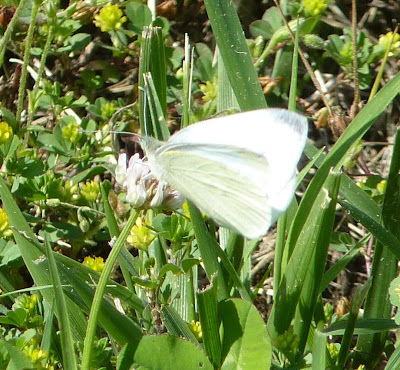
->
[94,4,127,32]
[379,31,400,57]
[126,215,156,251]
[83,256,105,272]
[0,208,12,238]
[0,121,13,145]
[81,180,100,202]
[62,121,82,144]
[115,153,184,209]
[302,0,331,16]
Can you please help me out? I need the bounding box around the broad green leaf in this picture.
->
[220,298,271,369]
[133,335,213,369]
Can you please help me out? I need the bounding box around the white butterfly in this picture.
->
[138,109,308,239]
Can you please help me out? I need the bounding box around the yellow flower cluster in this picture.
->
[379,32,400,57]
[127,215,156,252]
[189,320,202,341]
[61,121,82,144]
[302,0,331,16]
[0,121,13,145]
[81,180,100,202]
[83,256,105,272]
[94,4,127,32]
[199,80,217,103]
[0,207,12,238]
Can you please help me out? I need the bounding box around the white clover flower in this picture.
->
[115,153,184,209]
[115,153,128,185]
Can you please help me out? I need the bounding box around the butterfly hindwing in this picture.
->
[152,144,272,239]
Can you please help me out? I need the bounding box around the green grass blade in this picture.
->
[355,128,400,366]
[161,305,199,345]
[171,266,196,323]
[293,172,341,355]
[203,0,266,110]
[0,177,88,342]
[144,72,170,140]
[320,318,399,336]
[188,200,252,302]
[288,17,300,111]
[267,171,340,340]
[57,261,142,345]
[320,237,367,293]
[386,342,400,370]
[198,276,222,368]
[187,200,229,300]
[101,182,135,292]
[81,210,139,369]
[293,71,400,252]
[339,198,400,260]
[44,237,78,370]
[337,281,371,367]
[312,329,327,370]
[139,26,167,137]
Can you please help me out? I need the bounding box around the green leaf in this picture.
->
[44,236,77,369]
[0,339,33,369]
[220,298,272,369]
[133,335,213,369]
[390,275,400,324]
[355,128,400,365]
[139,26,168,138]
[126,2,152,34]
[319,318,399,336]
[198,275,221,367]
[268,171,340,341]
[161,305,199,345]
[203,0,266,110]
[59,33,91,53]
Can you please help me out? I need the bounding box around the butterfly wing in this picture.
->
[139,109,308,238]
[168,109,307,172]
[165,108,308,218]
[151,143,272,239]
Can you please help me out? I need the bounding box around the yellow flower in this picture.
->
[327,343,339,361]
[94,4,127,32]
[58,180,79,203]
[199,80,217,102]
[81,180,100,202]
[376,180,387,195]
[189,320,202,341]
[61,121,82,144]
[23,344,48,365]
[378,32,400,57]
[0,208,12,238]
[14,293,38,313]
[302,0,331,16]
[0,121,13,145]
[127,215,156,251]
[101,101,115,119]
[83,256,105,272]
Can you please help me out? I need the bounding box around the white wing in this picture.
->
[168,108,307,174]
[151,144,272,239]
[139,109,308,238]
